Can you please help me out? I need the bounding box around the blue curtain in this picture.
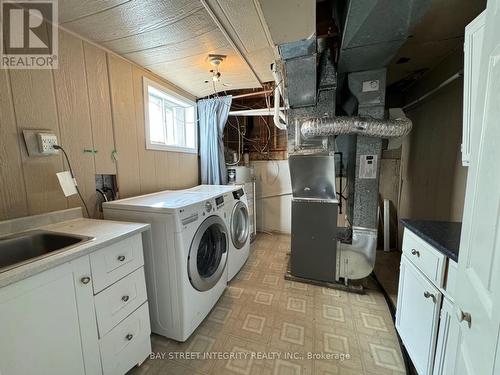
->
[197,95,232,184]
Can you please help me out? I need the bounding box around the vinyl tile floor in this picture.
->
[129,233,406,375]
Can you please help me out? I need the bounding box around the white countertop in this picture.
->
[0,218,150,288]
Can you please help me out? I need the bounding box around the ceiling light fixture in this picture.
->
[211,69,221,82]
[205,54,227,85]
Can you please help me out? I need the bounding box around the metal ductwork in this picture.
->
[300,116,412,138]
[282,1,432,286]
[337,227,377,281]
[338,0,431,73]
[278,37,317,108]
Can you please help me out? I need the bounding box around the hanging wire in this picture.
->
[52,145,91,218]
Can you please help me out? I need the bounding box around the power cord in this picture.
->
[53,145,91,218]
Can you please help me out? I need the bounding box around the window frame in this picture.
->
[143,77,198,154]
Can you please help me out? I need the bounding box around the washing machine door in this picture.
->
[231,201,249,249]
[188,215,228,291]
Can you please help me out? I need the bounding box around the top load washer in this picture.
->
[103,190,229,342]
[187,185,250,281]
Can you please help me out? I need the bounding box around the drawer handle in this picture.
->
[117,255,126,262]
[411,249,420,257]
[121,295,130,302]
[80,276,91,285]
[423,291,436,303]
[125,333,134,341]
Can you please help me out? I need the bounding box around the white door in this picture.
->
[452,1,500,374]
[0,256,101,375]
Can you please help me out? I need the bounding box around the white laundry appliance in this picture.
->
[187,185,251,281]
[227,165,256,241]
[103,190,229,342]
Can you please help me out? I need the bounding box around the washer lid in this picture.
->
[231,201,249,249]
[188,215,228,291]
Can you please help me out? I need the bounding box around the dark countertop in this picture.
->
[400,219,461,262]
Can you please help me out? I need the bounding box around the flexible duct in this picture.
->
[300,116,412,138]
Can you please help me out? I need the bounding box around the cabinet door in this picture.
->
[432,297,459,375]
[0,257,101,375]
[396,255,442,375]
[462,11,485,166]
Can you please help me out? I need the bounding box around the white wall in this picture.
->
[252,160,349,234]
[252,160,292,234]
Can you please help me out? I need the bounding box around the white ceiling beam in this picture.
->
[200,0,263,86]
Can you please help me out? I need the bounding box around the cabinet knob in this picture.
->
[423,291,436,303]
[125,333,134,341]
[117,255,126,262]
[411,249,420,257]
[459,310,472,328]
[80,276,91,285]
[121,295,130,302]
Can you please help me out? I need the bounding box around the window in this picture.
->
[143,77,197,153]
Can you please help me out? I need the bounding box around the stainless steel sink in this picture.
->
[0,230,94,272]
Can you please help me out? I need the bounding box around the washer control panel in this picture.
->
[215,195,224,208]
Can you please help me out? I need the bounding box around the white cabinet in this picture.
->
[90,233,151,375]
[432,297,460,375]
[0,233,151,375]
[0,256,101,375]
[396,228,459,375]
[462,11,485,166]
[397,255,442,375]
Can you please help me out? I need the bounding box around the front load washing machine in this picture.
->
[103,190,228,342]
[187,185,250,281]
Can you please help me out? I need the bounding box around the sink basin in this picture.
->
[0,230,94,272]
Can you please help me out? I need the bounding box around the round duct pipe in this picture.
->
[300,116,412,138]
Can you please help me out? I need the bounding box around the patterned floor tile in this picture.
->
[128,234,404,375]
[314,324,364,374]
[230,303,275,344]
[211,336,271,375]
[270,319,314,353]
[267,358,314,375]
[283,280,314,297]
[276,292,314,318]
[357,332,405,374]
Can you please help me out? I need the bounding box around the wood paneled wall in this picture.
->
[0,29,199,221]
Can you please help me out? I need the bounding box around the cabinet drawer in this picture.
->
[95,267,148,337]
[402,228,446,287]
[100,302,151,375]
[90,234,144,293]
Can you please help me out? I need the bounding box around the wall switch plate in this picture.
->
[23,129,59,157]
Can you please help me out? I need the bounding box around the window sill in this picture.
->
[146,143,198,154]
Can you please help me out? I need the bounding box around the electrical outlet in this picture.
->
[37,133,58,155]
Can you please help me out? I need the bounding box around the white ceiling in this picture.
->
[59,0,315,98]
